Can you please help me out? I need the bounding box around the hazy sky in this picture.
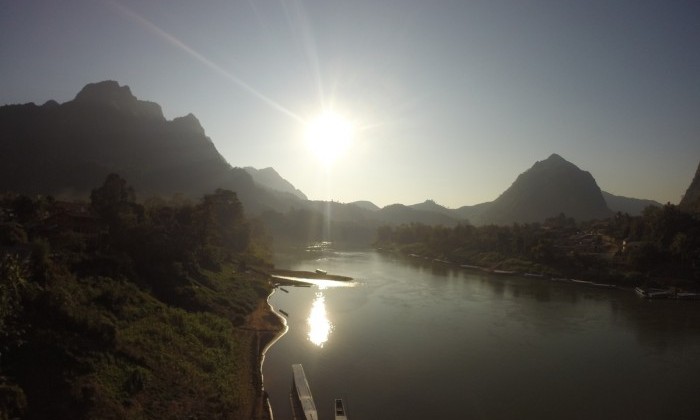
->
[2,0,699,208]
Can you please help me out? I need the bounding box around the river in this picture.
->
[262,249,700,420]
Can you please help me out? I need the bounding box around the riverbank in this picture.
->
[383,248,700,298]
[243,288,287,420]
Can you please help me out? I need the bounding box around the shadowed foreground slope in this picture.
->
[0,176,282,419]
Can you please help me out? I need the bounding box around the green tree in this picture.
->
[90,173,142,228]
[194,189,250,264]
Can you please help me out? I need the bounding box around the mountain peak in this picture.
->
[72,80,164,120]
[481,154,611,224]
[171,113,205,135]
[546,153,565,162]
[74,80,135,104]
[410,199,451,214]
[539,153,574,167]
[258,167,280,176]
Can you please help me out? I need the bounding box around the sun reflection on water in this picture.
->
[307,293,333,347]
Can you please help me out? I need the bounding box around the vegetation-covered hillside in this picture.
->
[0,175,281,419]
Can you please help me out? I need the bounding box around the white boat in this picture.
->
[646,289,672,298]
[675,291,700,300]
[335,398,348,420]
[291,364,318,420]
[315,269,327,275]
[635,287,672,299]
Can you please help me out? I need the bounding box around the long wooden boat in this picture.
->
[291,364,318,420]
[335,398,348,420]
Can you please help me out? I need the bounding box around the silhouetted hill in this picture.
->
[3,82,664,238]
[409,199,452,215]
[244,167,307,200]
[453,202,494,225]
[601,191,661,215]
[679,160,700,213]
[306,200,376,223]
[377,204,459,226]
[0,81,296,214]
[476,154,612,225]
[349,200,380,212]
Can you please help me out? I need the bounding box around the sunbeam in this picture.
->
[106,0,303,123]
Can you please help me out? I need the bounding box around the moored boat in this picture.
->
[315,268,327,275]
[675,291,700,300]
[492,269,517,275]
[334,398,348,420]
[635,287,673,299]
[291,364,318,420]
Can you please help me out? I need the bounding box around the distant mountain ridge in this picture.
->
[0,81,673,233]
[0,80,297,214]
[349,201,381,212]
[395,156,661,224]
[244,167,307,200]
[601,191,661,215]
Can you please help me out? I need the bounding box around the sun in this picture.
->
[304,111,354,165]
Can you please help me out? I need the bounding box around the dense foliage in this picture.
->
[376,205,700,287]
[0,174,275,419]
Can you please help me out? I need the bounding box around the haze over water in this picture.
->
[264,250,700,420]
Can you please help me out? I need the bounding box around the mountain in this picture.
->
[601,191,661,215]
[476,154,612,225]
[0,81,298,214]
[349,200,380,212]
[377,204,459,226]
[409,199,452,215]
[244,167,307,200]
[1,82,666,236]
[453,202,494,225]
[679,160,700,213]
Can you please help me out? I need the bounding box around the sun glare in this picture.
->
[305,111,354,165]
[307,293,332,347]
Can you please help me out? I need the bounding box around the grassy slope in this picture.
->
[4,262,281,420]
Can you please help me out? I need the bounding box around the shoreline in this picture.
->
[245,287,288,420]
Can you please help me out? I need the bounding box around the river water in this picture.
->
[262,249,700,420]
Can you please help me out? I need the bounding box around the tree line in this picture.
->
[376,205,700,287]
